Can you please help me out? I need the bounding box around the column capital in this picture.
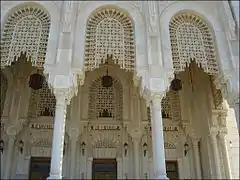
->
[45,73,80,104]
[67,128,80,141]
[218,128,228,138]
[190,135,200,146]
[6,124,22,137]
[210,127,219,135]
[151,92,165,105]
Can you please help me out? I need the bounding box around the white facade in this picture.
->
[0,1,239,179]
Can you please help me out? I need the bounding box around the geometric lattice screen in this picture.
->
[88,76,123,121]
[84,8,135,72]
[28,79,56,120]
[148,90,181,121]
[1,6,50,69]
[169,12,219,75]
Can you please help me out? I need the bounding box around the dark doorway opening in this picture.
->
[29,157,50,180]
[92,158,117,180]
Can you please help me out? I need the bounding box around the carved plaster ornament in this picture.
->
[28,80,56,119]
[170,13,219,76]
[84,8,135,72]
[1,6,50,69]
[88,76,122,121]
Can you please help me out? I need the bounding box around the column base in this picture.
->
[47,174,62,180]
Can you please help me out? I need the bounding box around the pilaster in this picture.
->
[209,129,222,179]
[218,130,232,179]
[4,132,17,179]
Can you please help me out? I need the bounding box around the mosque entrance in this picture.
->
[92,158,117,179]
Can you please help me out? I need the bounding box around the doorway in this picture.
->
[29,157,50,180]
[166,161,179,179]
[92,158,117,179]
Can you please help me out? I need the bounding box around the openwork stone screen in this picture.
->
[88,76,123,121]
[84,8,135,72]
[162,90,181,120]
[28,79,56,119]
[169,13,218,75]
[147,91,181,121]
[1,6,50,69]
[0,72,8,117]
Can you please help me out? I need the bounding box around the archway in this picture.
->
[169,12,231,179]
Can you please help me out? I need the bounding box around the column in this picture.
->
[219,132,232,179]
[133,138,140,179]
[233,103,239,133]
[69,137,77,179]
[117,157,122,179]
[151,97,168,179]
[192,138,202,179]
[87,157,93,179]
[47,91,68,179]
[4,135,15,179]
[209,132,222,179]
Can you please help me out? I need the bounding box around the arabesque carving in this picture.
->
[170,13,219,75]
[1,6,50,69]
[84,8,135,72]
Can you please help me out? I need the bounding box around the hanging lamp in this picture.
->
[29,70,45,90]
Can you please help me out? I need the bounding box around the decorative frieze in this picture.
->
[29,123,53,130]
[88,125,121,131]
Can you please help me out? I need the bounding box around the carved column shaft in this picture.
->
[209,132,222,179]
[133,138,141,179]
[233,103,239,132]
[192,138,202,179]
[219,132,232,179]
[69,137,78,179]
[151,96,168,179]
[87,157,93,179]
[4,135,16,179]
[47,92,68,179]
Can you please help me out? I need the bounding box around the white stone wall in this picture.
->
[226,105,240,179]
[0,1,239,179]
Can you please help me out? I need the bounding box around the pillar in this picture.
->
[117,157,122,179]
[219,131,232,179]
[150,96,168,179]
[47,91,68,179]
[209,132,222,179]
[133,138,140,179]
[4,135,15,179]
[192,138,202,179]
[87,157,93,179]
[233,103,239,133]
[69,137,77,179]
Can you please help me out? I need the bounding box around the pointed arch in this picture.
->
[169,12,218,75]
[1,4,51,69]
[88,76,123,121]
[28,78,56,120]
[84,8,135,72]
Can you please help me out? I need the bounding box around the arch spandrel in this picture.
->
[1,1,61,67]
[73,2,147,73]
